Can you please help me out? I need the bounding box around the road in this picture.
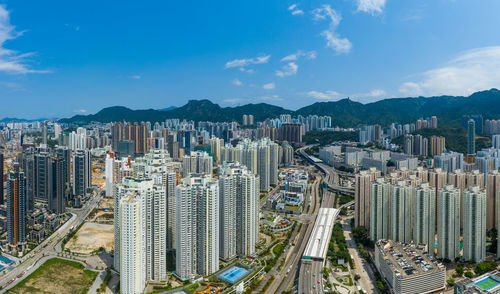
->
[342,216,377,294]
[268,177,322,294]
[298,259,323,294]
[0,194,102,292]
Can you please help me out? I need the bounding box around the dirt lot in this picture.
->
[65,222,114,254]
[8,258,98,294]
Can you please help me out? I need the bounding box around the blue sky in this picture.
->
[0,0,500,118]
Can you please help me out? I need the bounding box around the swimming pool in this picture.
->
[0,256,13,264]
[475,277,500,290]
[217,266,250,284]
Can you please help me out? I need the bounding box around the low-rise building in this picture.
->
[374,240,446,294]
[455,270,500,293]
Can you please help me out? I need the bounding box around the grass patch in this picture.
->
[8,258,98,294]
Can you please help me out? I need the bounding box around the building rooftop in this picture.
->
[376,240,444,278]
[456,270,500,294]
[303,208,339,260]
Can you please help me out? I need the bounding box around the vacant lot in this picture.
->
[66,222,114,254]
[8,258,98,294]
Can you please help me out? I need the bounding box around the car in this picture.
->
[313,286,316,289]
[313,273,315,277]
[318,280,320,284]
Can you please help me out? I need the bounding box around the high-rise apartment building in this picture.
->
[7,163,26,250]
[278,123,303,145]
[413,183,436,248]
[119,194,146,294]
[430,136,446,157]
[105,153,115,196]
[467,170,485,189]
[182,151,213,177]
[0,153,3,205]
[114,177,153,272]
[448,169,466,228]
[176,175,219,280]
[390,181,413,243]
[165,171,177,251]
[436,185,460,261]
[72,149,91,198]
[463,186,486,262]
[468,119,476,155]
[355,167,381,228]
[486,170,500,230]
[219,162,259,260]
[369,178,390,241]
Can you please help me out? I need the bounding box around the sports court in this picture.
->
[216,265,250,284]
[475,277,500,290]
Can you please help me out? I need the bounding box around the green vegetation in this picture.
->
[61,89,500,129]
[392,126,490,154]
[186,283,199,292]
[465,271,474,279]
[474,261,498,275]
[262,276,275,293]
[376,280,388,292]
[352,226,374,248]
[8,258,98,294]
[303,130,358,146]
[447,278,455,286]
[264,240,287,272]
[61,100,292,124]
[98,269,112,293]
[337,194,354,207]
[488,228,497,253]
[328,224,352,268]
[61,221,85,251]
[456,264,464,276]
[272,243,285,256]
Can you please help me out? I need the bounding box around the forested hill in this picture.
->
[59,89,500,127]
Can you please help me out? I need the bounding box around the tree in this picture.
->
[464,271,474,279]
[475,261,497,275]
[488,228,498,253]
[447,278,455,286]
[376,281,387,291]
[456,265,464,276]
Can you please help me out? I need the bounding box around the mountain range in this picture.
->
[58,89,500,127]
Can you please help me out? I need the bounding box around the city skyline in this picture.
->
[0,1,500,118]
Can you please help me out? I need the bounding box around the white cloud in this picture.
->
[321,31,352,54]
[225,55,270,72]
[276,62,298,77]
[365,89,386,97]
[356,0,386,15]
[281,50,317,62]
[312,5,352,54]
[399,82,423,96]
[74,109,87,113]
[306,90,343,100]
[263,82,275,90]
[130,75,141,79]
[398,46,500,97]
[305,88,386,102]
[288,4,304,16]
[239,67,254,73]
[0,5,49,74]
[232,78,243,86]
[223,98,243,104]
